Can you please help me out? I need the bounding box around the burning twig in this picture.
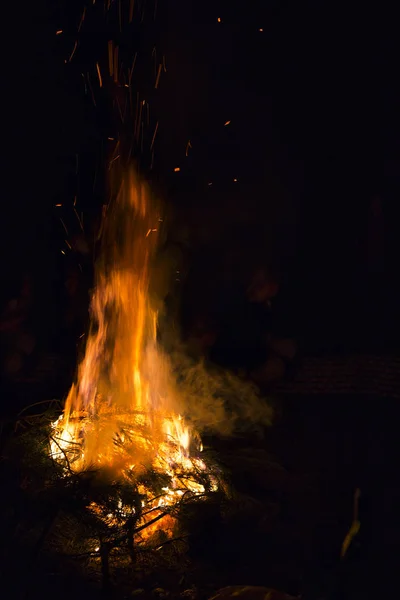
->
[48,435,74,474]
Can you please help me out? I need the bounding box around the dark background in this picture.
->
[2,1,399,357]
[1,3,400,597]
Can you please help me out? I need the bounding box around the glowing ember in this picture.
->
[50,167,217,533]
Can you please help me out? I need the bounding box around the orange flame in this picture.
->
[51,168,208,492]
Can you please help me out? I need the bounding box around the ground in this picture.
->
[1,392,399,599]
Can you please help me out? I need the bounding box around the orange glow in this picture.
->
[224,120,231,126]
[50,167,215,533]
[174,167,180,172]
[96,62,103,87]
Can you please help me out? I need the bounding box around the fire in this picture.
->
[50,167,216,535]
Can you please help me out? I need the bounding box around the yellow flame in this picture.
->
[51,168,209,493]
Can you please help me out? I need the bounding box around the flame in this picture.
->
[50,167,216,531]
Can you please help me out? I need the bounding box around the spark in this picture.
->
[174,167,180,172]
[224,120,231,126]
[61,250,66,255]
[217,17,221,23]
[259,28,263,32]
[78,7,86,32]
[68,41,78,63]
[96,63,103,88]
[109,155,121,169]
[162,55,167,72]
[110,140,120,161]
[208,182,213,186]
[74,196,77,206]
[65,240,72,250]
[155,64,162,89]
[60,219,69,235]
[185,140,192,156]
[56,30,63,35]
[87,73,96,106]
[74,207,84,231]
[116,96,125,122]
[55,203,62,207]
[233,178,238,182]
[108,137,115,141]
[128,53,138,84]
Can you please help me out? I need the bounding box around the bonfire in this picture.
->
[50,166,218,541]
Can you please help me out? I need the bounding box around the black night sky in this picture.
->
[3,2,400,354]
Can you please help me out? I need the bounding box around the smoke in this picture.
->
[150,238,274,439]
[168,345,274,438]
